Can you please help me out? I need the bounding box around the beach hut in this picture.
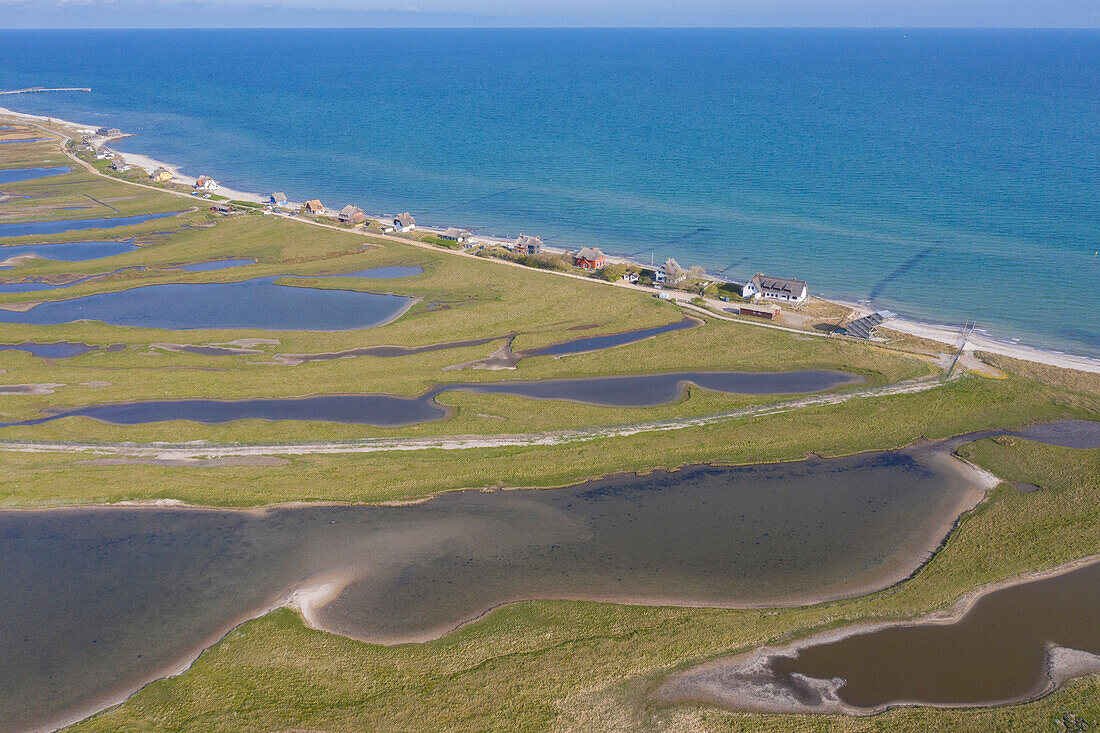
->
[302,199,326,215]
[269,192,288,206]
[338,205,367,224]
[513,234,543,254]
[393,212,416,232]
[574,247,607,271]
[741,273,808,304]
[441,227,472,243]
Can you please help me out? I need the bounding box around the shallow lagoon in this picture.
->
[0,240,138,263]
[0,438,987,731]
[659,561,1100,714]
[2,370,862,428]
[0,166,70,184]
[0,276,414,331]
[0,211,180,237]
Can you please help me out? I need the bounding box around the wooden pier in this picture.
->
[0,87,91,95]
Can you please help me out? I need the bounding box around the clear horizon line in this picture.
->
[2,25,1099,30]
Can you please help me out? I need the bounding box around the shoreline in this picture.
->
[2,105,1097,373]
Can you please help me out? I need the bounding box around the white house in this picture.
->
[194,175,220,192]
[741,273,808,304]
[655,257,685,285]
[394,212,416,232]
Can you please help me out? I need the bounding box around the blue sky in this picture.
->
[2,0,1098,28]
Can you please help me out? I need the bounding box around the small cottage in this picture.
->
[302,199,325,215]
[269,192,288,206]
[151,167,173,183]
[338,205,366,224]
[513,234,543,255]
[441,227,472,243]
[194,175,220,191]
[110,159,131,172]
[393,212,416,232]
[741,273,808,304]
[574,247,606,271]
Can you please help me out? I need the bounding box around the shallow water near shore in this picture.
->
[0,439,987,731]
[0,370,861,428]
[0,276,413,331]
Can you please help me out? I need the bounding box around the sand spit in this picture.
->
[655,555,1100,716]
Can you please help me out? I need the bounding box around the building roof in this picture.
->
[270,191,287,202]
[303,199,324,212]
[196,175,216,186]
[340,205,364,216]
[152,167,171,176]
[443,227,470,238]
[395,212,415,227]
[750,273,807,297]
[661,257,682,272]
[576,246,605,261]
[514,234,542,248]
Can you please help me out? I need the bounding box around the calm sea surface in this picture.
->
[0,29,1096,355]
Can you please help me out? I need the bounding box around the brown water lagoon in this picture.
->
[656,559,1100,715]
[1,437,988,731]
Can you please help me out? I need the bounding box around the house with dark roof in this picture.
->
[338,205,366,224]
[574,247,606,271]
[152,167,173,183]
[513,234,543,254]
[393,212,416,232]
[741,273,808,304]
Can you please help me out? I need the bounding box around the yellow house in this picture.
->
[151,167,172,183]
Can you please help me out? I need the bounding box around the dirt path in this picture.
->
[0,373,952,459]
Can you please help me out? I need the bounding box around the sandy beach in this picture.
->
[2,103,1097,375]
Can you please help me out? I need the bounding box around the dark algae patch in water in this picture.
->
[658,560,1100,715]
[0,440,985,731]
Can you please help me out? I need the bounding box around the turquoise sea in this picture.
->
[0,29,1096,356]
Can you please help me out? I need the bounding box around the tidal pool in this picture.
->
[658,561,1100,714]
[0,166,70,184]
[0,370,861,428]
[0,211,180,237]
[0,240,139,263]
[0,341,98,359]
[0,276,414,331]
[0,438,989,731]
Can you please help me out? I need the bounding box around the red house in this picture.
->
[574,246,606,271]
